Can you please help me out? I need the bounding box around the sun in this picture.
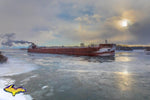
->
[121,20,128,27]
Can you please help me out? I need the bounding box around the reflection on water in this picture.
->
[82,56,115,63]
[115,70,133,91]
[116,56,132,62]
[28,53,115,65]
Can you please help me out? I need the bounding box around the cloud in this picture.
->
[129,19,150,44]
[0,0,150,48]
[75,14,101,24]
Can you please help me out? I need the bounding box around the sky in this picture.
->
[0,0,150,48]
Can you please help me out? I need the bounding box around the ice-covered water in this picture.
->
[0,49,150,100]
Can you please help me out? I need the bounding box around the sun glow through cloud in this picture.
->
[121,20,128,27]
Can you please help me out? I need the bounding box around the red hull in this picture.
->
[28,44,116,56]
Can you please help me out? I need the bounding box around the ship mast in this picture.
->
[105,40,108,44]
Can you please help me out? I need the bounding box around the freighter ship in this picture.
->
[28,42,116,56]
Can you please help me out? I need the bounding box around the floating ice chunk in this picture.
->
[0,58,38,76]
[42,86,48,90]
